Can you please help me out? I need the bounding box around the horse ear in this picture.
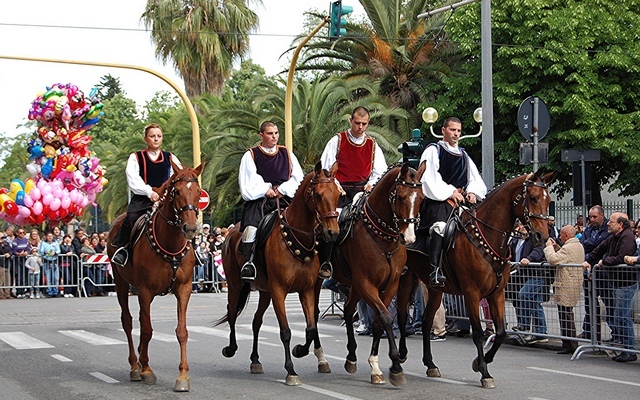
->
[314,161,323,177]
[195,160,206,176]
[543,171,557,184]
[170,158,182,174]
[415,161,426,180]
[401,163,410,176]
[328,161,339,178]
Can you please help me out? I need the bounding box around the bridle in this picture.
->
[157,175,201,226]
[305,175,340,229]
[512,179,551,228]
[363,171,422,243]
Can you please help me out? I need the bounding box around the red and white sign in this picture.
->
[85,254,110,264]
[198,189,210,210]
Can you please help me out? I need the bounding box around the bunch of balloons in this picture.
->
[0,83,108,226]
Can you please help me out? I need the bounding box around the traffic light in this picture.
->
[329,1,353,39]
[398,129,426,169]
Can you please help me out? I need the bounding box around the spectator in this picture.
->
[0,233,13,299]
[543,225,585,354]
[25,247,42,299]
[210,229,226,292]
[619,253,640,362]
[72,229,92,296]
[578,205,610,339]
[12,228,29,298]
[39,231,61,298]
[506,221,528,329]
[547,216,559,240]
[583,212,637,362]
[27,229,41,251]
[575,214,585,234]
[194,241,210,292]
[59,234,76,298]
[52,226,64,243]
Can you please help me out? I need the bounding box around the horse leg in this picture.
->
[271,290,300,386]
[422,289,443,378]
[292,286,331,374]
[249,291,271,374]
[343,292,359,374]
[136,289,157,385]
[379,289,406,387]
[173,281,191,392]
[114,275,140,382]
[368,316,386,385]
[466,294,495,389]
[396,272,417,363]
[312,280,331,373]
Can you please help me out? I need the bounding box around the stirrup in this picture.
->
[318,261,333,279]
[429,269,446,287]
[112,247,129,267]
[240,261,256,281]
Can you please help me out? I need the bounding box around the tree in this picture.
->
[96,74,125,101]
[141,0,260,97]
[88,94,140,146]
[437,0,640,197]
[297,0,461,127]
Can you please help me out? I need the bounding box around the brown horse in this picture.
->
[396,169,556,389]
[107,161,204,392]
[216,162,341,385]
[330,163,425,387]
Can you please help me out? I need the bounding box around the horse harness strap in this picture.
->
[146,211,192,296]
[157,176,200,227]
[513,179,551,230]
[279,208,318,263]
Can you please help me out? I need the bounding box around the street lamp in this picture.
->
[422,107,483,141]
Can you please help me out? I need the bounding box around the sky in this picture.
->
[0,0,365,139]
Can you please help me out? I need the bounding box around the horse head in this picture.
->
[392,163,425,245]
[514,168,557,246]
[307,162,341,243]
[157,160,205,240]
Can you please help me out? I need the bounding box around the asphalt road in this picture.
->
[0,290,638,400]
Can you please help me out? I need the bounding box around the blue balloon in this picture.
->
[15,190,25,206]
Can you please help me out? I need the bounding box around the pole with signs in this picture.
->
[561,149,601,225]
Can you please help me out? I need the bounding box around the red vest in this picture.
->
[335,131,375,183]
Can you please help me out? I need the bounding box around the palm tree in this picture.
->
[141,0,260,97]
[298,0,460,125]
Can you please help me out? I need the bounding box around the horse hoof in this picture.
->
[481,378,496,389]
[130,369,142,381]
[173,378,190,392]
[222,346,236,358]
[284,374,302,386]
[426,368,441,377]
[399,356,407,364]
[370,373,386,385]
[318,362,331,373]
[250,363,264,374]
[141,371,157,385]
[389,371,406,387]
[292,344,309,358]
[344,359,357,374]
[472,358,479,372]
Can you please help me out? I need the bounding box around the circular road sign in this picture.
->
[198,189,210,210]
[517,96,551,141]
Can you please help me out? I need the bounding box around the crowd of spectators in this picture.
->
[193,224,229,293]
[0,224,110,299]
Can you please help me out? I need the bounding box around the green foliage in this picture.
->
[437,0,640,196]
[88,94,139,146]
[0,132,32,186]
[96,74,125,100]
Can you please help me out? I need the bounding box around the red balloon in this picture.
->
[35,214,45,224]
[3,200,18,216]
[58,208,68,219]
[48,210,59,221]
[27,215,37,225]
[76,207,84,217]
[0,188,8,195]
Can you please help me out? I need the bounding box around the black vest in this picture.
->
[432,142,469,189]
[135,150,172,187]
[250,146,291,186]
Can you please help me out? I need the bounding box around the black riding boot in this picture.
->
[317,240,333,279]
[240,242,256,280]
[111,220,133,267]
[429,232,446,287]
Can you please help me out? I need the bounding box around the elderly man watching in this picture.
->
[543,225,585,355]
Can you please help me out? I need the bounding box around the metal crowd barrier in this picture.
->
[440,261,640,361]
[0,251,227,298]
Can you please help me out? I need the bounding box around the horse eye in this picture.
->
[529,195,537,203]
[397,196,405,202]
[315,193,322,201]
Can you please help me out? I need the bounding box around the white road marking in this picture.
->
[51,354,72,362]
[276,380,363,400]
[188,325,257,341]
[405,370,470,385]
[237,324,330,339]
[122,328,196,342]
[529,367,640,387]
[89,372,119,383]
[59,330,126,345]
[0,332,54,349]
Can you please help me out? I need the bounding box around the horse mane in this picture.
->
[369,162,404,191]
[155,166,198,208]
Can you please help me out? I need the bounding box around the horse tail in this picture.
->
[213,282,252,326]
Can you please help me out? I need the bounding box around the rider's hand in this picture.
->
[451,190,465,204]
[150,192,160,202]
[466,192,477,204]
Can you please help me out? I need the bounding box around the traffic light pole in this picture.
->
[284,17,330,151]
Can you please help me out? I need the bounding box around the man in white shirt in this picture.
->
[238,121,304,280]
[111,123,181,266]
[417,117,487,286]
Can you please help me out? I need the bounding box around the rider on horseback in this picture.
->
[238,121,304,280]
[415,117,487,286]
[318,106,388,279]
[111,123,182,267]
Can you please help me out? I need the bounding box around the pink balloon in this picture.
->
[52,186,62,198]
[30,187,41,201]
[80,196,90,208]
[42,193,54,206]
[41,183,52,195]
[23,194,34,207]
[61,196,71,210]
[32,200,43,215]
[18,205,31,218]
[50,198,61,211]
